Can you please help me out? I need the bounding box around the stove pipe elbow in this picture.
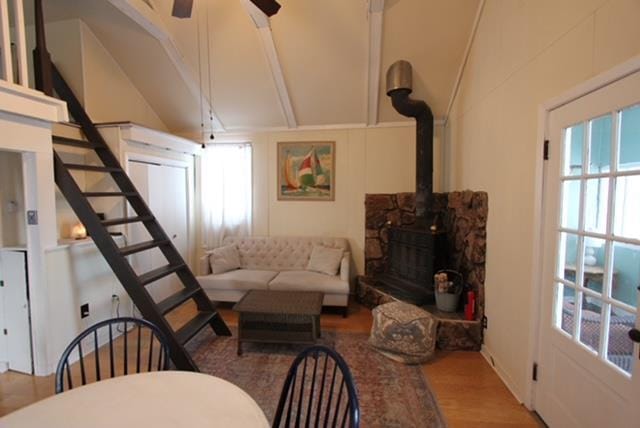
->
[386,60,434,223]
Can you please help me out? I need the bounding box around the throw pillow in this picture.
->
[209,244,241,274]
[306,245,343,276]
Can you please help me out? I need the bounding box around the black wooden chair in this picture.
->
[273,346,360,428]
[55,317,170,394]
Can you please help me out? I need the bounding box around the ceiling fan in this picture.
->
[171,0,281,18]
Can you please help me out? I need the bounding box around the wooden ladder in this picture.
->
[51,64,231,371]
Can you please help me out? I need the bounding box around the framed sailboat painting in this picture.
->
[277,141,335,201]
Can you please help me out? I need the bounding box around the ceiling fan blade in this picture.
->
[249,0,281,17]
[172,0,193,18]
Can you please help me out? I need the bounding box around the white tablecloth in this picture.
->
[0,371,270,428]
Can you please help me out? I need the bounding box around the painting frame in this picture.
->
[277,141,336,201]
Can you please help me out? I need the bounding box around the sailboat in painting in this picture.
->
[297,147,327,188]
[279,143,334,200]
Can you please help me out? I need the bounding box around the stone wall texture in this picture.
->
[364,191,488,321]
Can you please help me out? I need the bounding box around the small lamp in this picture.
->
[71,222,87,240]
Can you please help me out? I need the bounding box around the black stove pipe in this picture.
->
[386,60,434,223]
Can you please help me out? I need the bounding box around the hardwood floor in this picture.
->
[0,302,542,426]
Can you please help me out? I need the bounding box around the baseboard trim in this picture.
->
[480,344,525,405]
[0,361,8,373]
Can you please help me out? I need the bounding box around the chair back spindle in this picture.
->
[55,317,170,394]
[273,346,360,428]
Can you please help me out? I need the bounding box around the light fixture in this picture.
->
[196,3,216,144]
[71,222,87,240]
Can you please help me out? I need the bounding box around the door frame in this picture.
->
[528,54,640,409]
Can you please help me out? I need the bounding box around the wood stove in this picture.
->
[372,60,443,305]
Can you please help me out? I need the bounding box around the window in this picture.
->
[200,143,252,248]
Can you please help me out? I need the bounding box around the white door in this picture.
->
[0,250,32,374]
[537,71,640,427]
[127,160,189,302]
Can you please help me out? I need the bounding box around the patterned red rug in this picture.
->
[187,329,446,427]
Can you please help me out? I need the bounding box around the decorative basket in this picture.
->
[434,269,463,312]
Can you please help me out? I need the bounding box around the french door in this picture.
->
[537,70,640,427]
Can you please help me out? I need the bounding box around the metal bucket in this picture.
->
[434,269,463,312]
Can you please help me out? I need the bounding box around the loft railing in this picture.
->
[32,0,52,95]
[0,0,29,87]
[0,0,53,94]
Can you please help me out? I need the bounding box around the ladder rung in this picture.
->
[175,311,216,345]
[139,264,185,286]
[102,216,153,227]
[53,136,100,149]
[119,240,169,256]
[83,192,138,198]
[64,163,121,173]
[156,288,200,315]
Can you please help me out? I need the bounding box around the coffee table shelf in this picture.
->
[233,290,324,355]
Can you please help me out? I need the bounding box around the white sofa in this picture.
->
[197,236,351,310]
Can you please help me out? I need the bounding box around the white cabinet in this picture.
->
[0,249,32,374]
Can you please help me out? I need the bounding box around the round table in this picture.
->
[0,371,270,428]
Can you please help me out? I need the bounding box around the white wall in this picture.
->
[26,20,85,103]
[44,237,131,374]
[28,19,167,131]
[79,22,168,131]
[445,0,640,404]
[204,123,443,275]
[0,151,26,247]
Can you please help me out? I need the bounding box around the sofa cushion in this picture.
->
[199,269,278,291]
[307,245,344,276]
[269,270,349,295]
[209,244,241,274]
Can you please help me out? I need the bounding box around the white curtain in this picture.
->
[201,143,252,249]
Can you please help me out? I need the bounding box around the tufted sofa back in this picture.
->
[222,236,350,271]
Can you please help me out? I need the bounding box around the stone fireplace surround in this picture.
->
[357,190,487,351]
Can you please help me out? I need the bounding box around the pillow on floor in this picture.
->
[306,245,343,276]
[209,244,241,274]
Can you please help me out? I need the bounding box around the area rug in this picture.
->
[186,329,446,427]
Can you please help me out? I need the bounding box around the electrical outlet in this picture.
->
[80,303,89,319]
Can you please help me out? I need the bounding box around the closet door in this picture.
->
[161,165,189,261]
[127,160,189,302]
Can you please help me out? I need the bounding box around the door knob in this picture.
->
[629,328,640,343]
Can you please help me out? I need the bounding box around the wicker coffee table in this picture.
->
[233,290,324,356]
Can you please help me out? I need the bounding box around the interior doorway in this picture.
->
[0,150,33,374]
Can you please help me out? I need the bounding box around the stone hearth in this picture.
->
[358,190,488,351]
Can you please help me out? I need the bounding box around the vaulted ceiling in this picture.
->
[38,0,479,135]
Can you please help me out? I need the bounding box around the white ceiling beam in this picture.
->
[366,0,384,126]
[240,0,297,128]
[107,0,225,131]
